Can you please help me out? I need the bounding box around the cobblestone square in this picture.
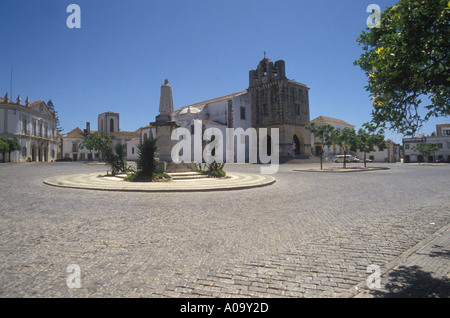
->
[0,162,449,298]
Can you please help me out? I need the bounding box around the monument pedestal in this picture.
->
[150,119,179,163]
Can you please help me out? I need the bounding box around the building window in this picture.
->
[32,120,37,136]
[240,107,246,120]
[22,119,27,134]
[404,144,409,149]
[22,146,27,157]
[132,147,135,154]
[261,104,268,116]
[44,124,48,139]
[447,142,450,149]
[296,103,300,115]
[444,130,450,136]
[437,143,443,149]
[110,118,114,132]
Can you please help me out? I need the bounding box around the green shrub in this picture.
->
[104,143,127,175]
[137,137,159,179]
[194,161,226,178]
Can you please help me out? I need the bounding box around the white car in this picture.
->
[333,155,360,163]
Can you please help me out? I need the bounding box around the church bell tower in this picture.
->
[248,56,311,157]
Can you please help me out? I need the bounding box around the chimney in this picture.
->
[85,122,91,134]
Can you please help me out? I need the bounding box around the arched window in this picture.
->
[110,118,114,132]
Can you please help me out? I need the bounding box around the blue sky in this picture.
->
[0,0,448,143]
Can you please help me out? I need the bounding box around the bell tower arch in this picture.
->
[98,111,120,135]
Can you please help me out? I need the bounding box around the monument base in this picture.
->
[150,120,179,162]
[164,161,196,173]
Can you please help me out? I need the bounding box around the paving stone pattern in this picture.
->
[0,162,448,297]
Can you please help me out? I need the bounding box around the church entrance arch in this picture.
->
[293,135,302,155]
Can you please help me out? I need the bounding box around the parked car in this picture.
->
[333,155,360,163]
[357,157,372,162]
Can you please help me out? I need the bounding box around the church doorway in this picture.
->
[293,135,301,155]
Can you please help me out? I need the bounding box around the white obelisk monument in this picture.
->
[151,79,179,163]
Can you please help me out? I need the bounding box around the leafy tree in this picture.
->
[412,142,439,163]
[104,143,127,175]
[356,123,386,167]
[0,138,9,163]
[47,99,63,133]
[136,136,159,180]
[354,0,450,135]
[79,133,112,161]
[6,139,21,163]
[331,127,359,168]
[306,122,335,169]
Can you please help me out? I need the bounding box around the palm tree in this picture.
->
[137,137,159,180]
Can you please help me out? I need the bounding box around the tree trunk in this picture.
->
[364,152,367,168]
[320,149,323,170]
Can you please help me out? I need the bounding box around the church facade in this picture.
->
[162,57,312,162]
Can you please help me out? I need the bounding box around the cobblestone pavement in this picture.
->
[0,162,449,298]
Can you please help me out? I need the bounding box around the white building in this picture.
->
[355,139,400,163]
[0,93,58,162]
[62,112,139,161]
[139,91,251,163]
[310,115,355,158]
[173,91,252,162]
[403,124,450,163]
[62,125,96,161]
[310,115,400,163]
